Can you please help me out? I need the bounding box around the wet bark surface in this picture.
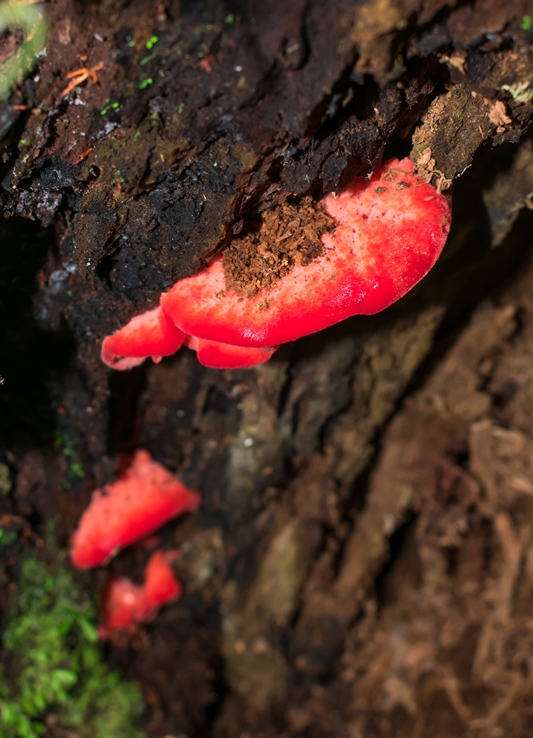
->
[1,0,533,736]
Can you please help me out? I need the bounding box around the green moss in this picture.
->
[0,546,148,738]
[100,99,122,115]
[0,462,11,495]
[55,435,86,486]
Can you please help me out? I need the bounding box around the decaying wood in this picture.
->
[1,0,533,735]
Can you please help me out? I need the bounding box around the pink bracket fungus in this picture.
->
[100,157,451,370]
[70,449,200,569]
[161,158,451,347]
[99,550,182,636]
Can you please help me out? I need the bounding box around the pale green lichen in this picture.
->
[501,81,533,104]
[0,1,47,100]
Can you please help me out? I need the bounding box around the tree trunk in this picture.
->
[1,0,533,735]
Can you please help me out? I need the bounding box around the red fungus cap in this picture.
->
[100,550,182,635]
[185,335,277,369]
[160,158,451,348]
[101,306,186,370]
[70,450,200,569]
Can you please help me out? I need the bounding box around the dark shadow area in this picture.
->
[406,183,533,398]
[107,363,148,455]
[374,511,420,612]
[0,217,73,447]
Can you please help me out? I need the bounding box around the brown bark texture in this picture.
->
[1,0,533,735]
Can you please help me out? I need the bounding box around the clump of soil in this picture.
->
[222,197,334,298]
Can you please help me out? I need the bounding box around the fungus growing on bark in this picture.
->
[70,450,200,569]
[161,158,451,347]
[101,306,275,370]
[100,157,450,370]
[99,550,182,636]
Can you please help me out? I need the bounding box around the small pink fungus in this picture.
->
[70,449,200,569]
[99,550,182,636]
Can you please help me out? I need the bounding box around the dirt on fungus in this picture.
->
[222,198,334,298]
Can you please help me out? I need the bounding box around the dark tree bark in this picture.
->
[1,0,533,735]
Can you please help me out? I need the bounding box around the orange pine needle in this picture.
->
[74,147,93,164]
[61,62,104,97]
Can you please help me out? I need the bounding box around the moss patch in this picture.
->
[0,543,147,738]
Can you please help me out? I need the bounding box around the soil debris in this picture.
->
[222,197,334,298]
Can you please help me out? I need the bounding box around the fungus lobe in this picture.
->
[184,335,277,369]
[70,450,200,569]
[101,306,185,370]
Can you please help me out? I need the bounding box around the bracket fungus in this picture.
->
[70,450,200,569]
[100,157,451,370]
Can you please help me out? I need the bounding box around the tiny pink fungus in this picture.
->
[70,450,200,569]
[99,550,182,636]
